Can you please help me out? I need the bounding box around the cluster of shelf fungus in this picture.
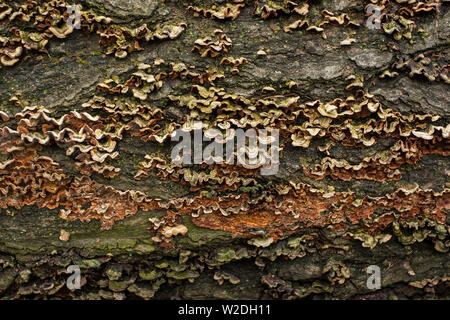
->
[0,0,448,299]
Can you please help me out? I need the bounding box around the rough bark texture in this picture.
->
[0,0,449,300]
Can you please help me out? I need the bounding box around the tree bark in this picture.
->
[0,0,448,299]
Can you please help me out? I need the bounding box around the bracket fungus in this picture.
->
[0,0,448,300]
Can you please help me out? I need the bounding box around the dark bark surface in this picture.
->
[0,0,448,299]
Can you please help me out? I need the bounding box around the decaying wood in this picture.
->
[0,0,448,299]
